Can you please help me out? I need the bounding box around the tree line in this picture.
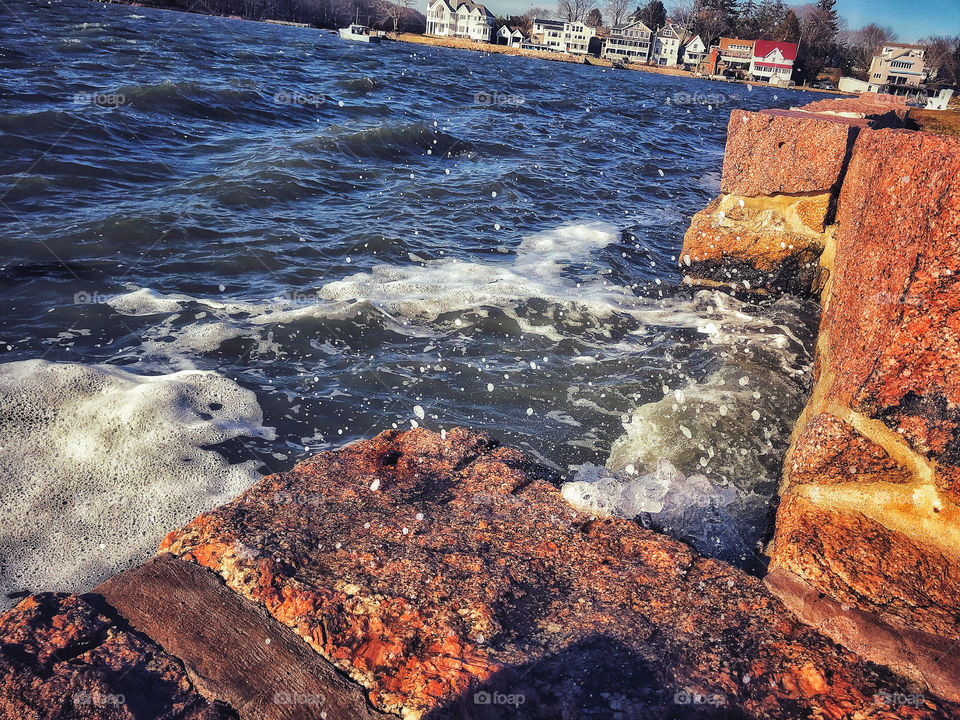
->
[105,0,426,33]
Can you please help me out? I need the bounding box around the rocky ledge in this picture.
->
[681,95,960,705]
[2,429,956,719]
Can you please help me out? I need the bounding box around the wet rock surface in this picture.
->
[160,428,954,719]
[679,105,871,293]
[680,98,913,295]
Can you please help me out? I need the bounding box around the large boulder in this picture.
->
[681,101,909,295]
[681,108,861,293]
[770,127,960,699]
[158,428,954,719]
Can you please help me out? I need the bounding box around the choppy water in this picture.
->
[0,0,822,600]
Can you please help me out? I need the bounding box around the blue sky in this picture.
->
[487,0,960,42]
[837,0,960,43]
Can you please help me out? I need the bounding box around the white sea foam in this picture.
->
[82,222,813,570]
[561,460,765,565]
[562,459,735,518]
[607,365,805,487]
[105,223,814,366]
[561,358,809,566]
[0,359,273,606]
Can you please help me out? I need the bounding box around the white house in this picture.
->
[530,18,595,54]
[601,14,652,63]
[651,23,682,66]
[425,0,495,42]
[681,34,706,67]
[496,25,526,47]
[750,40,797,85]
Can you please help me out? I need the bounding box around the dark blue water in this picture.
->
[0,0,822,597]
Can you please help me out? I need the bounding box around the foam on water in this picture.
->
[100,223,814,569]
[561,305,812,569]
[561,460,765,567]
[106,223,814,358]
[0,359,274,607]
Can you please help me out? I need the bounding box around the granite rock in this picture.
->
[772,127,960,699]
[160,428,955,719]
[720,109,861,197]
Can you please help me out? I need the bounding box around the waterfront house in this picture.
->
[530,18,596,54]
[601,13,652,64]
[651,23,682,66]
[425,0,495,42]
[530,18,564,51]
[681,34,706,68]
[750,40,797,85]
[496,24,526,47]
[868,43,928,94]
[714,37,754,77]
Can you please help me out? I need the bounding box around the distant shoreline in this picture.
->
[95,0,842,94]
[397,33,844,94]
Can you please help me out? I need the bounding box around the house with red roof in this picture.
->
[750,40,797,85]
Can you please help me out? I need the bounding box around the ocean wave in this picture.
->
[112,79,262,119]
[102,223,814,376]
[337,76,383,93]
[295,122,479,161]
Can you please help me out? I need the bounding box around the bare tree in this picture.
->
[585,6,602,26]
[378,0,414,35]
[696,8,727,45]
[838,23,894,76]
[605,0,630,26]
[920,35,960,84]
[525,5,553,19]
[557,0,588,22]
[797,2,835,50]
[668,0,694,30]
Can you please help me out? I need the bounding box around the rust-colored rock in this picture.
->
[721,109,861,197]
[0,592,234,720]
[767,568,960,708]
[160,428,955,719]
[680,108,868,293]
[681,192,830,293]
[792,96,910,127]
[773,126,960,694]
